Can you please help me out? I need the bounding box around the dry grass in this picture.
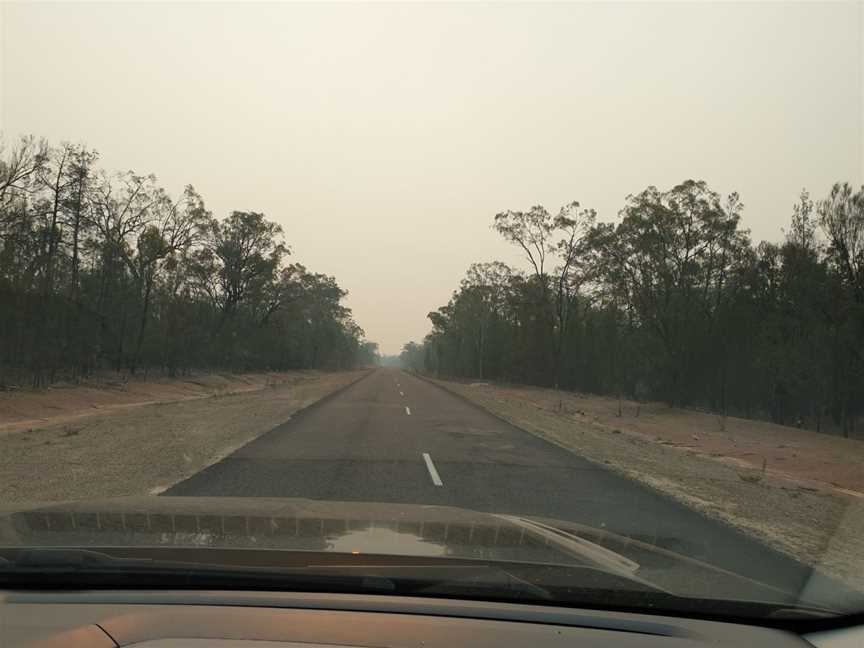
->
[0,369,368,503]
[0,370,319,436]
[454,382,864,495]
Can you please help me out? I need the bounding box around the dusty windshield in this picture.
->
[1,1,862,621]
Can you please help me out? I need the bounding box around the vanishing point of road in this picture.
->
[167,367,812,593]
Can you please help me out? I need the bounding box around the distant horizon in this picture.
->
[4,127,859,353]
[3,2,861,354]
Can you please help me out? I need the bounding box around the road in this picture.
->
[167,367,811,592]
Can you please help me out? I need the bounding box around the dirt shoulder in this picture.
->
[426,376,864,591]
[0,369,369,503]
[0,371,324,436]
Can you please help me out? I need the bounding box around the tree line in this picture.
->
[402,180,864,437]
[0,135,378,387]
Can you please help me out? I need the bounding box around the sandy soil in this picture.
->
[429,377,864,590]
[0,369,368,503]
[0,371,319,436]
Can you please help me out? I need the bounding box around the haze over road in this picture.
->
[167,368,810,592]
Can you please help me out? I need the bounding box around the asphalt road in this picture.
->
[167,367,812,592]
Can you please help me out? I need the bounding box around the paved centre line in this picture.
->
[422,453,443,486]
[405,406,411,415]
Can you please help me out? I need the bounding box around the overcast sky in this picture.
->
[1,2,861,354]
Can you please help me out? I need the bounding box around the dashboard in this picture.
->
[2,590,859,647]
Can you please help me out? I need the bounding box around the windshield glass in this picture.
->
[1,0,862,623]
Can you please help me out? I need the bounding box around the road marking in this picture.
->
[405,406,411,415]
[399,391,404,397]
[423,453,443,486]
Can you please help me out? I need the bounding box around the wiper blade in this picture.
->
[0,546,654,597]
[0,548,154,570]
[494,515,640,575]
[0,547,838,621]
[0,548,553,602]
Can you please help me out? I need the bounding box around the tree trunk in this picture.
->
[841,399,849,439]
[131,274,153,374]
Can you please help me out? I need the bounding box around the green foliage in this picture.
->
[417,181,864,437]
[0,135,374,385]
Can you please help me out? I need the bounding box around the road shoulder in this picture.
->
[0,369,371,503]
[421,374,864,591]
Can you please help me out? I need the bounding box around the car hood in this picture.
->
[0,496,834,607]
[0,496,632,567]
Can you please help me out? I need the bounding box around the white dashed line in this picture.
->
[399,391,404,397]
[422,453,443,486]
[405,406,411,415]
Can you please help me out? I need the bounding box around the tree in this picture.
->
[550,203,596,387]
[400,342,425,372]
[0,133,375,385]
[819,183,864,303]
[818,183,864,435]
[60,145,99,371]
[459,262,514,379]
[412,179,864,437]
[205,211,288,321]
[128,185,210,372]
[493,201,596,385]
[584,181,748,405]
[788,189,816,251]
[0,136,48,213]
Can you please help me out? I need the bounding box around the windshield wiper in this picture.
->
[0,548,155,570]
[0,548,555,602]
[0,547,838,622]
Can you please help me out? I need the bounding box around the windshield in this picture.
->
[1,0,862,625]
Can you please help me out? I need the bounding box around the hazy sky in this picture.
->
[2,2,862,354]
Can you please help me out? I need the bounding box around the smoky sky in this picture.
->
[2,2,861,353]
